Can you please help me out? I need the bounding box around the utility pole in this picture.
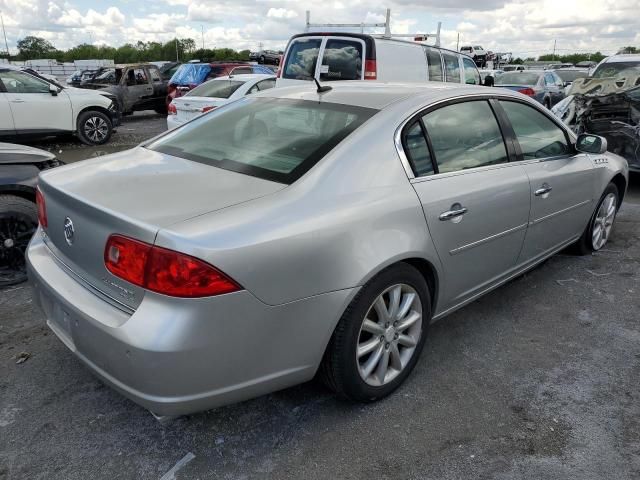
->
[0,12,9,61]
[201,25,204,50]
[552,39,557,61]
[456,32,459,51]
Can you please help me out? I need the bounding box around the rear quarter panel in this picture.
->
[157,110,443,308]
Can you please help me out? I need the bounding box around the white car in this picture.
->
[460,45,488,66]
[0,65,120,145]
[167,74,276,130]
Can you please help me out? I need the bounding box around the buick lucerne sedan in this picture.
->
[27,83,628,416]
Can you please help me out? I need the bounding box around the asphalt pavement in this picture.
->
[0,113,639,479]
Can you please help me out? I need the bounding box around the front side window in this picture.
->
[421,101,508,173]
[0,70,50,94]
[320,39,363,81]
[147,98,377,184]
[499,101,569,159]
[404,122,434,176]
[283,39,321,80]
[462,57,481,84]
[425,48,443,82]
[442,53,461,83]
[150,68,161,82]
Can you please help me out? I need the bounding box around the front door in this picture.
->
[0,70,73,132]
[496,100,595,263]
[403,100,531,311]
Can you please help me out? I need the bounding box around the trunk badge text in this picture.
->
[63,217,75,246]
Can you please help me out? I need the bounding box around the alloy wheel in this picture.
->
[356,284,422,386]
[592,192,617,251]
[84,116,109,143]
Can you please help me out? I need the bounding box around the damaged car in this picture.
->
[552,54,640,171]
[79,63,169,115]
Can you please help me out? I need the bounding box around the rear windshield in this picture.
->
[283,39,321,80]
[146,98,377,184]
[495,72,540,85]
[320,39,363,81]
[187,80,243,98]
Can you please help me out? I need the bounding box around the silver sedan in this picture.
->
[27,82,628,416]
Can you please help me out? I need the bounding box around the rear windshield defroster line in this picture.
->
[146,98,378,184]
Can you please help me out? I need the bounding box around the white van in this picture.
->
[276,33,482,87]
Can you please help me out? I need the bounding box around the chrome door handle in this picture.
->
[535,184,552,196]
[439,206,468,221]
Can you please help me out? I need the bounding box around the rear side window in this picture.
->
[404,122,434,176]
[147,98,377,184]
[499,101,569,159]
[283,39,322,80]
[421,101,508,173]
[442,53,461,83]
[462,57,481,84]
[320,39,363,81]
[425,48,443,82]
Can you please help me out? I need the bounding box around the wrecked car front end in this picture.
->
[552,72,640,171]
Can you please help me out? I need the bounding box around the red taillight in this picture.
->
[36,187,47,228]
[517,87,536,96]
[104,235,241,298]
[201,105,216,113]
[364,59,377,80]
[276,55,283,78]
[168,102,177,115]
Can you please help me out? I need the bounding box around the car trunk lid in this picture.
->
[38,147,285,310]
[174,97,227,122]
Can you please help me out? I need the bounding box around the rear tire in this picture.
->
[320,263,431,402]
[0,195,38,286]
[573,182,619,255]
[77,110,112,145]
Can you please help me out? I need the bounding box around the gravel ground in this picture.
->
[0,116,639,479]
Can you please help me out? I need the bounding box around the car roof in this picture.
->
[602,54,640,63]
[256,81,522,110]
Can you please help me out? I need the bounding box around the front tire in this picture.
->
[320,263,431,402]
[574,182,619,255]
[0,195,38,286]
[77,110,112,145]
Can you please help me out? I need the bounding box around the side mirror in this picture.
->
[49,84,59,96]
[576,133,607,154]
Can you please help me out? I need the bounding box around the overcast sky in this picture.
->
[1,0,638,58]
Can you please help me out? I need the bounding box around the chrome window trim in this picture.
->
[394,92,578,180]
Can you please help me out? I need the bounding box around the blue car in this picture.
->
[494,70,565,108]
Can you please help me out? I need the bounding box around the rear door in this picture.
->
[278,36,365,86]
[404,99,530,311]
[0,70,73,132]
[496,99,595,264]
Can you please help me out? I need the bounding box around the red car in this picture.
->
[166,62,274,105]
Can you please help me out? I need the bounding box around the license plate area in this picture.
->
[40,290,76,352]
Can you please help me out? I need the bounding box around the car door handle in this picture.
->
[10,99,25,103]
[439,206,468,221]
[535,184,553,196]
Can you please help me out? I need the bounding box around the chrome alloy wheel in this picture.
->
[84,116,109,143]
[592,192,617,251]
[356,284,422,386]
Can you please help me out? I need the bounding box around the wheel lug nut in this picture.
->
[385,322,389,328]
[380,336,384,342]
[394,333,398,339]
[393,321,398,327]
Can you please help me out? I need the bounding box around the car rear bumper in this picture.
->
[27,231,354,415]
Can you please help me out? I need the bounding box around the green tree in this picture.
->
[617,46,639,54]
[16,36,57,60]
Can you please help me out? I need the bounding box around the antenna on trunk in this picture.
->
[314,77,332,93]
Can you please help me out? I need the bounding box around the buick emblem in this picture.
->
[63,217,75,245]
